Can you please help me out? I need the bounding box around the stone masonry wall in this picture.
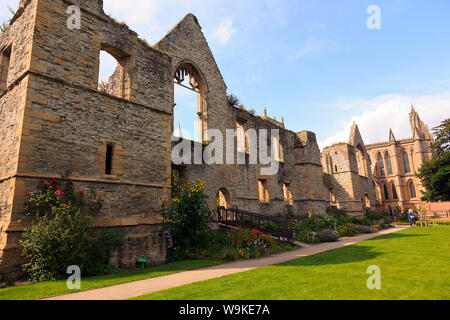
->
[0,0,175,276]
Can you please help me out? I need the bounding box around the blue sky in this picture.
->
[2,0,450,148]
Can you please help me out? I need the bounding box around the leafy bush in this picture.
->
[21,177,123,282]
[364,210,385,222]
[160,180,213,261]
[317,229,338,243]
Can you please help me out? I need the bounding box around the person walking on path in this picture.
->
[408,209,416,227]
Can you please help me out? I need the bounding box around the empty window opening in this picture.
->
[174,63,207,143]
[217,188,231,209]
[356,145,367,176]
[0,45,11,92]
[236,119,247,153]
[330,188,336,203]
[365,194,371,208]
[98,46,131,99]
[283,183,293,206]
[258,180,270,204]
[105,144,113,175]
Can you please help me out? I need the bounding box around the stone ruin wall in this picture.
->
[0,0,174,277]
[0,0,330,278]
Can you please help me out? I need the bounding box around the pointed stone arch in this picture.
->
[173,60,209,142]
[217,188,231,209]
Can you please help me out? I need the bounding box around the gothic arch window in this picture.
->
[378,153,386,176]
[402,150,411,174]
[217,188,231,209]
[174,62,208,142]
[410,181,417,199]
[356,145,367,177]
[392,183,398,200]
[0,45,12,92]
[385,152,393,175]
[282,183,293,206]
[383,184,389,200]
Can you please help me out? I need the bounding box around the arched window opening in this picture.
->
[0,45,12,92]
[283,183,293,206]
[383,184,389,200]
[98,45,131,99]
[385,152,393,175]
[356,146,367,177]
[392,184,398,200]
[402,151,411,174]
[330,188,336,203]
[410,181,417,199]
[258,179,270,204]
[217,188,231,209]
[378,153,386,176]
[174,62,207,143]
[365,194,371,208]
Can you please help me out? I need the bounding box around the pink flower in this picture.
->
[78,190,85,196]
[49,186,53,189]
[54,190,63,196]
[64,204,68,208]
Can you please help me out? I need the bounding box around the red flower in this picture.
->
[54,190,63,196]
[78,190,85,196]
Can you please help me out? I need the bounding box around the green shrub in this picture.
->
[20,177,123,282]
[318,229,338,243]
[160,180,213,261]
[364,210,385,222]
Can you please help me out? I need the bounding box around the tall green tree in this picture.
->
[417,118,450,201]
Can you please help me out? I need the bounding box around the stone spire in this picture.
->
[389,129,396,142]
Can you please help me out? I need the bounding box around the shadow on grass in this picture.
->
[365,233,429,241]
[279,245,382,267]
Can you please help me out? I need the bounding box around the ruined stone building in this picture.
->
[0,0,328,277]
[365,107,434,213]
[321,124,377,215]
[321,108,434,215]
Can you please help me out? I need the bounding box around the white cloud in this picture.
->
[319,93,450,150]
[213,18,237,46]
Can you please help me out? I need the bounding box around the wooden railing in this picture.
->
[217,207,294,242]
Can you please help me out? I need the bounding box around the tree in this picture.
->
[417,118,450,202]
[431,118,450,157]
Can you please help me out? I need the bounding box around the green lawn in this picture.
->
[134,226,450,300]
[0,260,223,300]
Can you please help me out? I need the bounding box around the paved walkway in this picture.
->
[45,227,403,300]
